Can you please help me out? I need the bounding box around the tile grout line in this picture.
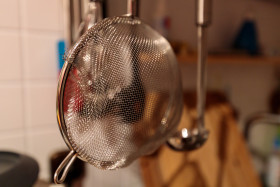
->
[0,26,63,34]
[17,0,29,154]
[0,79,58,84]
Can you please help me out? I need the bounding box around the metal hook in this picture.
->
[54,150,77,184]
[127,0,139,17]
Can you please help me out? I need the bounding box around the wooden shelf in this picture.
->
[177,54,280,65]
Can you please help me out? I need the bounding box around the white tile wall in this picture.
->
[0,0,19,28]
[0,0,67,183]
[24,81,57,127]
[0,31,21,80]
[0,84,23,130]
[21,0,63,31]
[22,32,62,80]
[0,130,25,153]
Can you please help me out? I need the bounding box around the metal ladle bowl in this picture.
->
[167,128,209,151]
[166,0,212,151]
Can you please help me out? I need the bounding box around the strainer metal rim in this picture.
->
[56,59,73,152]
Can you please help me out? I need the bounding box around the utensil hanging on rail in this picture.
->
[55,0,182,183]
[54,0,212,184]
[167,0,212,151]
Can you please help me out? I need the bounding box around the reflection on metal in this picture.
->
[127,0,140,17]
[63,0,105,47]
[77,1,103,38]
[196,0,212,26]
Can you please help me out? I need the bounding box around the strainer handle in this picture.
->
[127,0,139,17]
[54,150,77,184]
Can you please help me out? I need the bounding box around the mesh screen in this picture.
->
[62,16,182,169]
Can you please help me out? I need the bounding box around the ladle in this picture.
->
[167,0,212,151]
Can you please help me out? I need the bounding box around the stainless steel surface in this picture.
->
[64,0,104,47]
[55,3,183,182]
[167,1,211,151]
[167,128,209,151]
[197,26,207,132]
[127,0,138,17]
[57,0,104,161]
[56,0,212,183]
[68,0,83,46]
[57,57,73,151]
[196,0,212,26]
[78,1,103,37]
[54,150,77,184]
[57,15,182,169]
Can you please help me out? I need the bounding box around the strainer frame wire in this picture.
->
[56,33,90,160]
[56,58,73,151]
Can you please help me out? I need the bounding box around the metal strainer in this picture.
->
[54,0,183,183]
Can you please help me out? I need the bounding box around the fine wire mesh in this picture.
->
[62,16,183,170]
